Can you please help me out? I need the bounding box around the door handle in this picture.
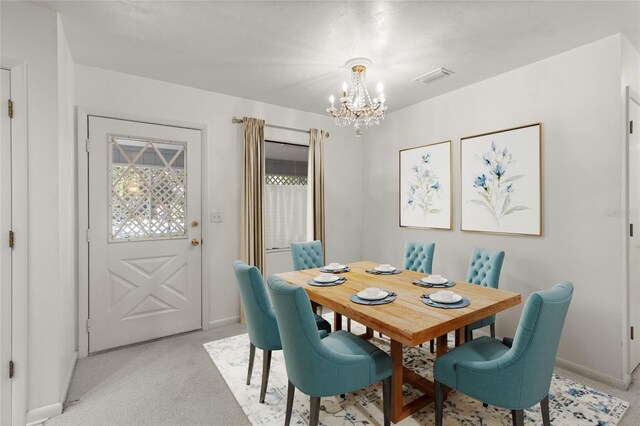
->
[191,238,200,247]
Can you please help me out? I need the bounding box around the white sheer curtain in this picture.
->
[265,183,308,250]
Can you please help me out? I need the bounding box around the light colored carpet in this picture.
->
[46,324,250,426]
[45,321,639,426]
[205,324,629,425]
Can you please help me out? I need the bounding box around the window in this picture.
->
[265,141,309,250]
[110,136,186,241]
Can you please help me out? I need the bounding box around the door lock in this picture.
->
[191,220,199,228]
[191,238,200,247]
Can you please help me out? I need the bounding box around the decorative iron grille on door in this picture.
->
[109,135,187,241]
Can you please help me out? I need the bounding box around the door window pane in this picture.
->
[110,136,186,241]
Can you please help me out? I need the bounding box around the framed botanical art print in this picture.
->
[399,140,452,229]
[461,123,542,236]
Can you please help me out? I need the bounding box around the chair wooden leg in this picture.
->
[430,339,435,354]
[435,380,443,426]
[490,323,496,338]
[483,402,488,408]
[540,395,551,426]
[466,329,473,342]
[309,396,321,426]
[259,350,272,403]
[246,343,256,385]
[318,305,323,316]
[379,332,383,338]
[382,377,391,426]
[347,317,351,332]
[511,409,524,426]
[285,381,295,426]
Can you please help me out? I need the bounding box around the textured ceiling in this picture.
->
[35,1,640,114]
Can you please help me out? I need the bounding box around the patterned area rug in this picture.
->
[204,321,628,425]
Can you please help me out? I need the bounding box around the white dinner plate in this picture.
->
[323,264,347,271]
[421,276,448,285]
[314,275,340,283]
[429,293,462,304]
[357,290,389,301]
[374,266,396,272]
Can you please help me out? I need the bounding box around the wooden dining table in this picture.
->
[275,260,521,423]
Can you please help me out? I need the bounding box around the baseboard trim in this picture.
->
[555,356,629,390]
[26,402,62,426]
[60,350,78,402]
[208,316,240,329]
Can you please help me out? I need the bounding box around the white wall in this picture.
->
[0,2,77,422]
[73,64,363,329]
[362,35,637,386]
[56,13,78,405]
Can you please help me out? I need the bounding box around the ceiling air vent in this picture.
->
[412,68,455,84]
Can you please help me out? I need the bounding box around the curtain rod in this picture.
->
[231,116,329,139]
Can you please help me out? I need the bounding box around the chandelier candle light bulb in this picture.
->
[327,58,388,136]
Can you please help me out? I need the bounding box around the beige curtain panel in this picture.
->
[308,128,326,259]
[241,116,266,274]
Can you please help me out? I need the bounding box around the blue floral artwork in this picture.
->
[461,124,541,235]
[406,153,443,215]
[400,141,451,229]
[469,140,529,226]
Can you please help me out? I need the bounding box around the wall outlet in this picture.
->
[210,211,223,223]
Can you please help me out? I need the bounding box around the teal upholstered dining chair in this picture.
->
[434,281,574,426]
[465,248,506,341]
[403,241,436,274]
[291,240,324,271]
[290,240,354,331]
[267,276,392,426]
[233,260,332,403]
[397,242,437,347]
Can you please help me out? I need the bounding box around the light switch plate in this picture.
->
[210,211,223,223]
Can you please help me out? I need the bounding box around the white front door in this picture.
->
[88,117,202,353]
[629,92,640,371]
[0,69,12,426]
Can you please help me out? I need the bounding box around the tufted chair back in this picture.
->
[465,248,505,288]
[268,275,392,397]
[504,281,573,407]
[232,260,282,350]
[403,242,436,274]
[290,240,324,271]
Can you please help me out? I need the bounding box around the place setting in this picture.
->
[307,273,347,287]
[421,289,470,309]
[350,287,397,305]
[412,274,456,288]
[365,263,402,275]
[319,262,351,273]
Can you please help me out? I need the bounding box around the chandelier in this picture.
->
[326,58,387,136]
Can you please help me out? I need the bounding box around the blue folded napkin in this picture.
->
[421,294,470,309]
[350,293,397,305]
[307,278,346,287]
[412,280,456,288]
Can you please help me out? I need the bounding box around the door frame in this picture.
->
[625,86,640,382]
[77,108,209,358]
[0,62,29,426]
